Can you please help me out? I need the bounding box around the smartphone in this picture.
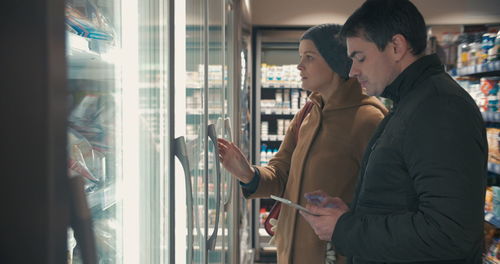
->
[305,193,337,208]
[270,195,320,216]
[304,193,325,206]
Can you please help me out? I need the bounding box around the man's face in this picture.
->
[346,36,399,96]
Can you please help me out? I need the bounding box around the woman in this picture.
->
[218,24,388,264]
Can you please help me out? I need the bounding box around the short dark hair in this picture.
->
[340,0,427,56]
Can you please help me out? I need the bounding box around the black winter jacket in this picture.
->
[332,54,487,264]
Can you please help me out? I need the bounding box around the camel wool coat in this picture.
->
[246,78,388,263]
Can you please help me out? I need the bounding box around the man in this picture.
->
[300,0,487,263]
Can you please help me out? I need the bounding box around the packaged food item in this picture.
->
[457,34,470,68]
[494,186,500,218]
[468,33,483,66]
[481,78,500,112]
[69,94,113,153]
[482,33,496,63]
[488,30,500,62]
[68,128,99,183]
[65,1,114,41]
[486,128,500,164]
[487,187,494,212]
[481,78,499,95]
[92,218,117,263]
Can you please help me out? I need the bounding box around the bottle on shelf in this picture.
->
[300,91,308,108]
[283,89,291,114]
[489,30,500,62]
[260,144,268,166]
[277,119,285,139]
[275,90,283,114]
[266,148,273,163]
[273,148,278,157]
[291,90,299,113]
[468,33,483,66]
[457,34,470,68]
[261,64,301,88]
[482,32,495,63]
[261,121,269,140]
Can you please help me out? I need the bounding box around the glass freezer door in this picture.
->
[207,0,225,262]
[175,0,236,263]
[65,0,171,262]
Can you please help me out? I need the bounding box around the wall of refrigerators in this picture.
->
[63,0,255,263]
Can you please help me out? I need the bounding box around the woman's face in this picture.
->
[297,39,335,94]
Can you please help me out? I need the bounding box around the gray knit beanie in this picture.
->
[300,24,352,80]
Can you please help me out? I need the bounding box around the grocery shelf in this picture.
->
[454,61,500,77]
[186,108,223,115]
[484,256,500,264]
[186,134,199,141]
[186,86,223,90]
[67,33,115,80]
[262,86,302,89]
[87,185,116,212]
[261,110,299,115]
[192,227,229,237]
[261,135,285,141]
[482,111,500,123]
[261,140,284,143]
[485,211,500,229]
[488,162,500,175]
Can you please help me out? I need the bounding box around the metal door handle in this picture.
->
[173,136,194,263]
[207,124,221,250]
[223,118,233,208]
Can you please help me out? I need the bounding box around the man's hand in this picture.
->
[300,190,349,241]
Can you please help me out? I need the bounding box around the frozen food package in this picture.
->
[69,94,113,153]
[70,94,100,126]
[68,128,99,185]
[91,150,106,184]
[65,1,115,41]
[93,217,117,261]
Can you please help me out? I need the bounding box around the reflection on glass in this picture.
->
[66,0,169,262]
[207,0,224,263]
[66,0,120,263]
[185,0,206,263]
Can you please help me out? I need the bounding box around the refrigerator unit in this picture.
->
[65,0,175,262]
[251,27,308,262]
[2,0,252,263]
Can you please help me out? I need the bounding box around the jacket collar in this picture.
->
[380,54,443,106]
[309,78,368,111]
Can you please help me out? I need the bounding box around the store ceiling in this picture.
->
[250,0,500,26]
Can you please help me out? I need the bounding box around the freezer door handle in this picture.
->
[173,136,194,263]
[222,117,233,209]
[207,124,222,250]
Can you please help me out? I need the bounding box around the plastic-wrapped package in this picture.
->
[65,1,114,41]
[69,94,113,153]
[93,217,117,263]
[68,128,99,185]
[65,0,116,54]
